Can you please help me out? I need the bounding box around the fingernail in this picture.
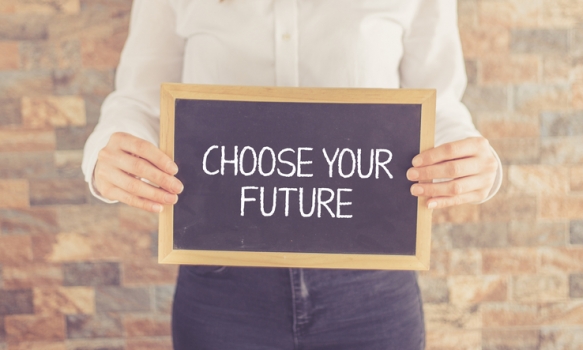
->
[168,162,179,175]
[428,202,437,209]
[164,193,177,204]
[173,181,184,194]
[412,157,422,167]
[411,185,424,195]
[407,169,419,180]
[153,204,163,213]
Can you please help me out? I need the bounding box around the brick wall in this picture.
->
[0,0,581,349]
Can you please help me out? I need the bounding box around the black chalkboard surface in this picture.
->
[159,84,435,270]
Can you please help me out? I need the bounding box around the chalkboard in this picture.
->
[159,84,435,270]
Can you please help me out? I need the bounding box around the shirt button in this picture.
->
[282,33,291,41]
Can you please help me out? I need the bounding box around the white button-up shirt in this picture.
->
[83,0,502,202]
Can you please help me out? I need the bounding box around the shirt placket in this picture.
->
[274,0,299,87]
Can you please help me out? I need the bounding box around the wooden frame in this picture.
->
[159,83,435,270]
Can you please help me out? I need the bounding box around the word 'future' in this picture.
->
[202,146,394,219]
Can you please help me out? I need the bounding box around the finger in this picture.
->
[410,174,492,197]
[103,185,165,213]
[106,167,178,205]
[110,151,183,194]
[427,190,489,209]
[407,157,481,181]
[412,137,489,167]
[113,133,178,175]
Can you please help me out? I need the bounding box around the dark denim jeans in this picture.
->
[172,266,425,350]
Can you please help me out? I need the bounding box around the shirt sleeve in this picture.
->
[398,0,502,202]
[82,0,185,203]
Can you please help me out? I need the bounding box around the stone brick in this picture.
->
[426,329,481,350]
[449,249,481,275]
[95,287,150,312]
[540,0,583,28]
[509,221,567,247]
[488,138,539,164]
[448,275,507,305]
[432,204,479,224]
[481,55,539,84]
[122,259,177,286]
[480,194,537,222]
[63,338,124,350]
[63,262,120,286]
[66,314,122,339]
[569,274,583,298]
[423,303,481,330]
[0,0,80,14]
[0,208,59,235]
[0,128,55,152]
[574,83,583,109]
[155,285,175,313]
[22,96,86,128]
[4,314,65,342]
[0,179,29,209]
[83,95,105,124]
[431,224,454,250]
[464,59,477,85]
[418,276,449,304]
[539,327,583,350]
[541,111,583,137]
[543,56,572,83]
[510,29,569,54]
[426,250,449,277]
[0,152,56,179]
[477,118,539,139]
[0,98,21,126]
[33,287,94,315]
[33,233,91,262]
[3,264,63,289]
[123,314,171,337]
[6,342,66,350]
[81,32,126,69]
[450,223,508,249]
[54,150,84,178]
[457,0,478,29]
[483,248,537,274]
[118,206,158,233]
[482,329,540,350]
[57,205,119,234]
[20,40,80,71]
[0,312,4,342]
[0,71,53,98]
[29,179,88,206]
[539,247,583,273]
[462,86,509,113]
[541,137,583,165]
[0,14,48,40]
[55,124,96,150]
[52,69,113,96]
[482,0,541,25]
[482,303,538,327]
[47,9,128,41]
[513,274,569,302]
[507,165,570,195]
[538,301,583,325]
[0,235,32,264]
[0,42,19,70]
[540,196,583,220]
[460,25,509,59]
[570,166,583,192]
[572,221,583,244]
[0,290,33,316]
[126,337,173,350]
[516,85,572,116]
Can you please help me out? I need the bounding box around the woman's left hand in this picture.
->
[407,137,498,209]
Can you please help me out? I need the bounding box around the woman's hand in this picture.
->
[94,132,184,213]
[407,137,498,209]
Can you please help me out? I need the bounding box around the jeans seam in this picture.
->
[289,268,300,350]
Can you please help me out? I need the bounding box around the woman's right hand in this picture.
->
[93,132,184,213]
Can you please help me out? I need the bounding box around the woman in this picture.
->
[83,1,501,349]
